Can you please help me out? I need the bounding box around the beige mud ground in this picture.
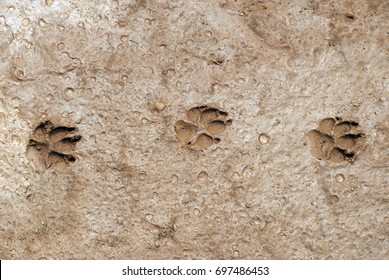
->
[0,0,388,259]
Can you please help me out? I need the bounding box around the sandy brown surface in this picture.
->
[0,0,388,259]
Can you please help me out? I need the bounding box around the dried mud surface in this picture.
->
[0,0,388,259]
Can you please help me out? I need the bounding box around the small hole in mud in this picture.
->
[218,111,228,117]
[343,151,355,159]
[212,59,224,65]
[330,195,340,204]
[35,121,53,131]
[335,148,355,159]
[349,121,359,126]
[67,156,76,162]
[48,151,66,160]
[28,139,37,147]
[344,133,363,139]
[61,136,82,144]
[49,126,77,136]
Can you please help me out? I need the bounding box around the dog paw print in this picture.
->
[307,117,366,165]
[175,106,231,149]
[26,121,82,171]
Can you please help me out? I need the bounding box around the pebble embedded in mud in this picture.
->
[258,133,270,144]
[154,101,166,112]
[335,174,345,183]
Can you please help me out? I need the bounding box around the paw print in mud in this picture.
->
[27,121,82,171]
[175,105,232,149]
[307,117,366,165]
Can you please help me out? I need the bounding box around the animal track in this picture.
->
[26,121,81,171]
[175,105,231,149]
[307,117,366,165]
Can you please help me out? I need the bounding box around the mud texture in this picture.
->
[0,0,388,259]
